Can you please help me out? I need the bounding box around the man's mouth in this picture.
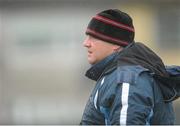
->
[88,50,92,54]
[88,51,92,56]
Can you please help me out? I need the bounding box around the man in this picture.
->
[80,9,180,125]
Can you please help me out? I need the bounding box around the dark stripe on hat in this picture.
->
[86,28,129,46]
[93,15,134,32]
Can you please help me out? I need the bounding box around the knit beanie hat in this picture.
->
[86,9,135,47]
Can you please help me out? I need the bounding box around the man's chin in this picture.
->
[88,59,96,65]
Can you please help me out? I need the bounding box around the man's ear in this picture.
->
[113,45,123,52]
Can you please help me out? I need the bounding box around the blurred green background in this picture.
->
[0,0,180,124]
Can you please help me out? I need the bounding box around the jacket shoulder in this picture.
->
[116,65,150,84]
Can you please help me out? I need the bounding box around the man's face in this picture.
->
[83,35,120,65]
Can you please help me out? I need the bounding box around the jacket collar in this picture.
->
[85,52,118,81]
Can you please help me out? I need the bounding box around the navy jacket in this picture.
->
[81,42,180,125]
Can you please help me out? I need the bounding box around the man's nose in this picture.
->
[83,38,91,47]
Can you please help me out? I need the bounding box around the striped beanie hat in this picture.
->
[86,9,135,47]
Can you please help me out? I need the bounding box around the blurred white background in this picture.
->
[0,0,180,124]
